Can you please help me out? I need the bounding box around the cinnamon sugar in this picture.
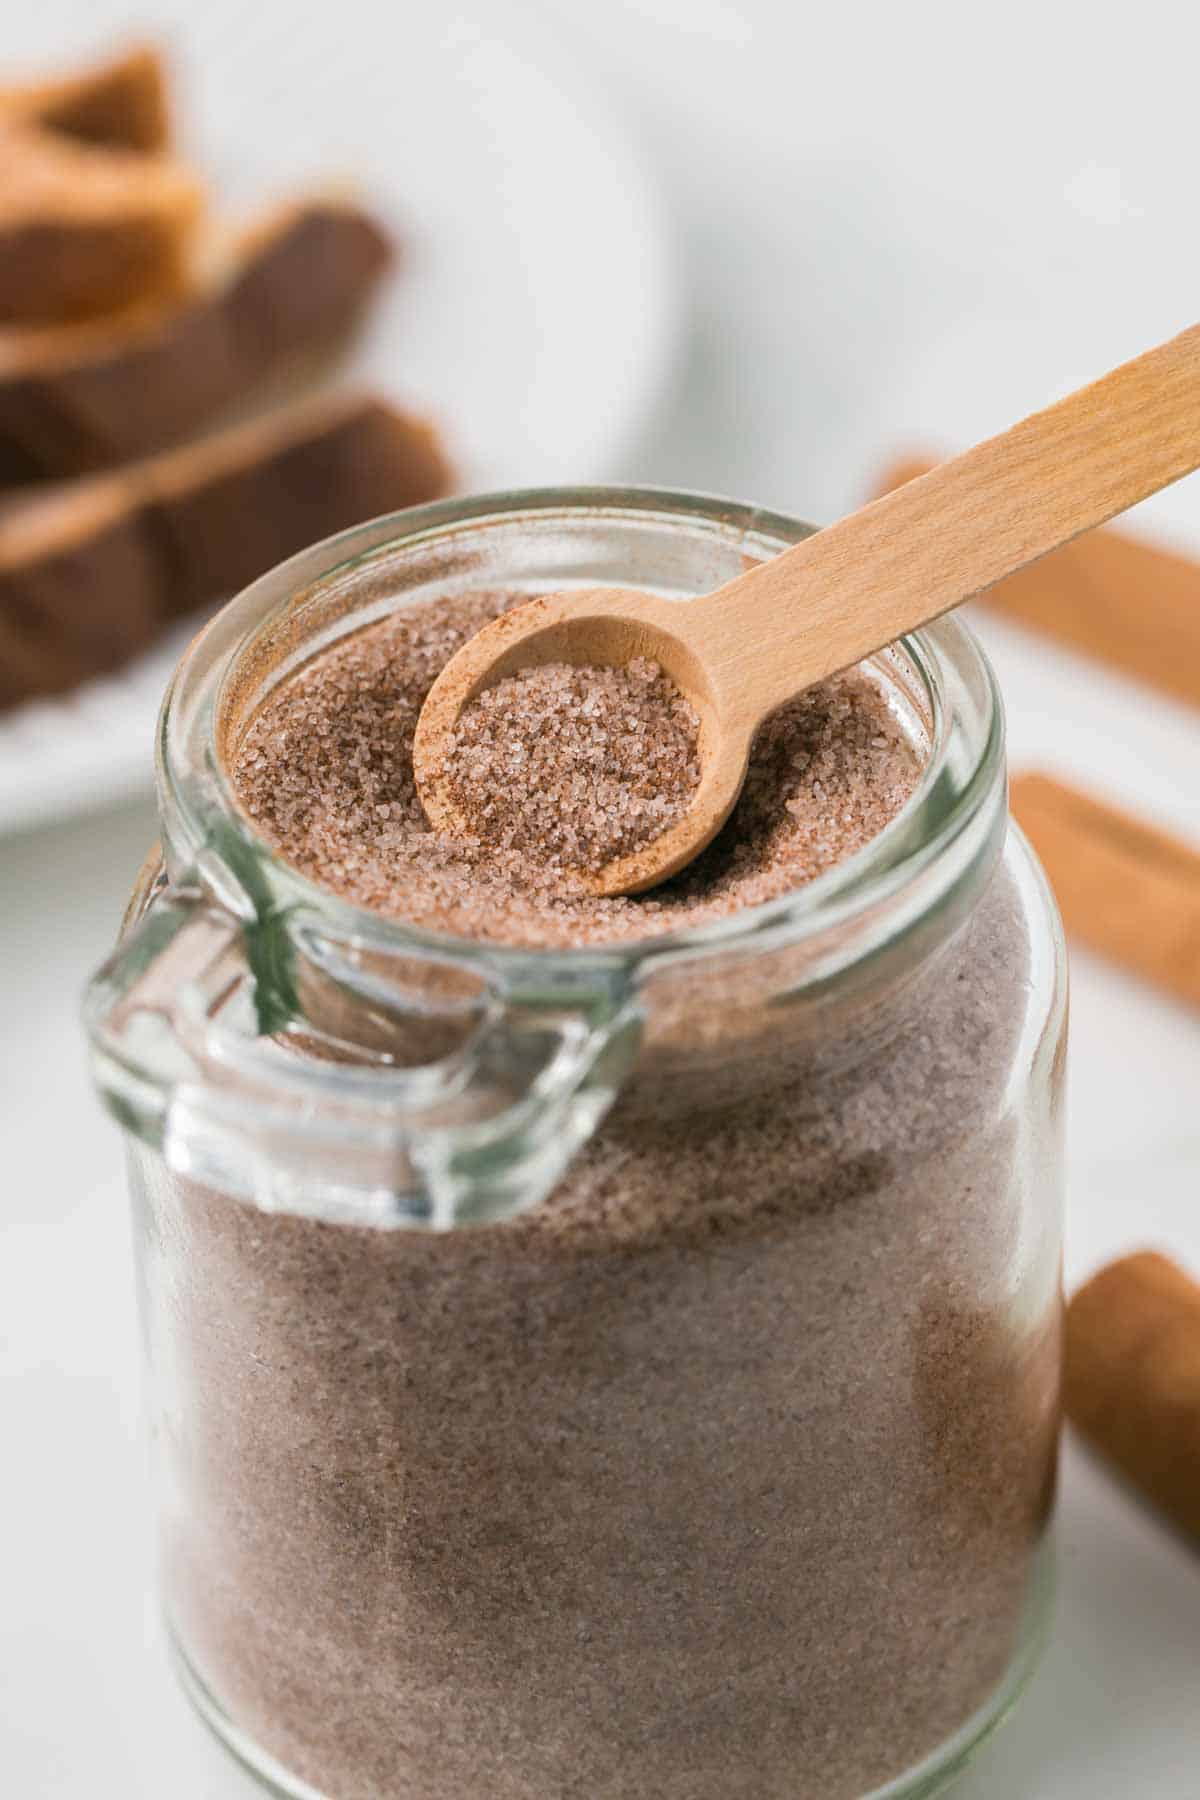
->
[441,658,701,876]
[232,590,921,944]
[156,861,1060,1800]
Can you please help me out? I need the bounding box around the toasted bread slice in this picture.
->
[0,123,202,323]
[0,391,452,709]
[0,198,393,479]
[0,42,170,151]
[0,477,160,705]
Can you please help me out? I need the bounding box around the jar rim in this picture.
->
[158,484,1006,981]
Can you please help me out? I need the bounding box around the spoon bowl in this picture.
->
[412,585,755,895]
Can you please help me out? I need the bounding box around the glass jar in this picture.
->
[84,489,1066,1800]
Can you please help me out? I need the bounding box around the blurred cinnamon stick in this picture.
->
[1011,772,1200,1008]
[874,455,1200,710]
[1065,1252,1200,1541]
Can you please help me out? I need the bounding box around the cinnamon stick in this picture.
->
[1065,1252,1200,1540]
[1011,772,1200,1009]
[873,454,1200,711]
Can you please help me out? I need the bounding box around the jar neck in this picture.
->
[158,487,1004,1004]
[86,488,1005,1228]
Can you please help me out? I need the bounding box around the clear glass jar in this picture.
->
[84,489,1066,1800]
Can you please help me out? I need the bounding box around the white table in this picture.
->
[4,1,1200,1794]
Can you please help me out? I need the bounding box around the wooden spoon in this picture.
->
[414,321,1200,896]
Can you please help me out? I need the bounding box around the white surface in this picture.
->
[4,2,1200,1797]
[0,0,676,834]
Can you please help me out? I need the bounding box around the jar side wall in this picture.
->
[128,845,1066,1800]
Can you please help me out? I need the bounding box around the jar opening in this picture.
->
[159,486,1005,979]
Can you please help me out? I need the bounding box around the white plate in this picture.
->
[0,2,678,835]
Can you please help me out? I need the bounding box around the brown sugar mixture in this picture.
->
[440,658,701,877]
[233,590,918,943]
[152,586,1060,1800]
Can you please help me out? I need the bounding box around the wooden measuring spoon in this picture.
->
[414,321,1200,897]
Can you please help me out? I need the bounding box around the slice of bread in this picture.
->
[0,477,161,702]
[0,42,170,152]
[0,391,453,710]
[0,198,393,479]
[0,123,203,323]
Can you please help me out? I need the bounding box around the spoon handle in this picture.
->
[702,320,1200,726]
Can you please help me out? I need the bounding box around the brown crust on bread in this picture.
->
[0,43,170,152]
[0,124,202,323]
[0,201,393,479]
[0,481,160,699]
[0,392,452,709]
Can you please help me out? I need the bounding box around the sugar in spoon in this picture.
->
[413,322,1200,896]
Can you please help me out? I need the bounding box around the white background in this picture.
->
[3,2,1200,1796]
